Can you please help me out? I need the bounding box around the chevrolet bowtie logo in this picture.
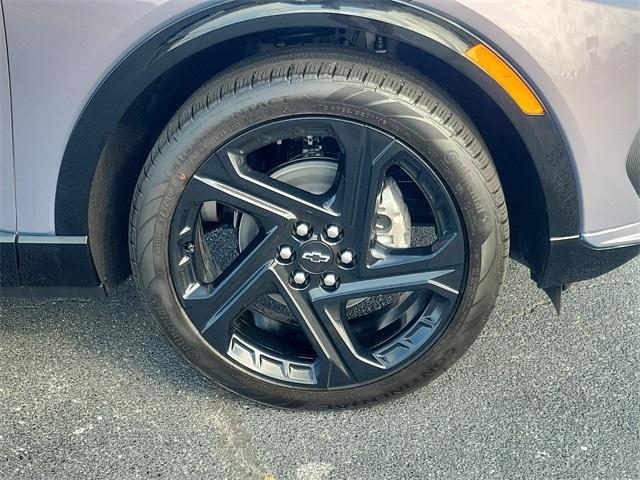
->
[301,251,331,263]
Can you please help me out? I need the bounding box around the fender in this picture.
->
[53,0,581,288]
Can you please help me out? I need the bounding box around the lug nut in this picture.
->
[321,273,339,289]
[325,224,342,240]
[294,222,311,239]
[339,249,355,265]
[278,245,294,262]
[291,271,309,287]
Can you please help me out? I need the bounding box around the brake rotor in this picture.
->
[237,159,340,251]
[237,159,411,251]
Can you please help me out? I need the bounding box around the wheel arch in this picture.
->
[54,1,579,289]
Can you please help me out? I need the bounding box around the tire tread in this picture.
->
[129,47,510,409]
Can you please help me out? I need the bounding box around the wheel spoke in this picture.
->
[370,232,464,275]
[329,123,402,252]
[317,233,465,302]
[181,233,278,353]
[183,150,337,225]
[331,123,389,221]
[272,269,386,387]
[311,270,455,306]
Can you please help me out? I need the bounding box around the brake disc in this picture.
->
[236,159,411,252]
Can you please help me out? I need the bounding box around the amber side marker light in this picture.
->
[465,44,544,115]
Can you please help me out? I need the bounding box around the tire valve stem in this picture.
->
[184,242,196,254]
[374,35,387,54]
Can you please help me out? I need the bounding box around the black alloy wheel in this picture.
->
[170,117,466,389]
[130,47,509,408]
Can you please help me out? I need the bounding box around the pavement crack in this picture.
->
[507,299,551,321]
[211,398,274,480]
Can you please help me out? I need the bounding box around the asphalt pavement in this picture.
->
[1,258,638,480]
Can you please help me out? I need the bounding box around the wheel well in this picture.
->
[88,27,547,289]
[395,44,548,275]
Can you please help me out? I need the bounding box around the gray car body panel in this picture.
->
[0,3,15,236]
[0,0,638,247]
[434,0,640,247]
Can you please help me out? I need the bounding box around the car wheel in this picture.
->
[129,47,509,409]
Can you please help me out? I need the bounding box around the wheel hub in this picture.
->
[298,241,334,273]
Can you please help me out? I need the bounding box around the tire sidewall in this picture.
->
[132,53,503,409]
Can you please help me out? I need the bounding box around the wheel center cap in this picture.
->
[298,241,334,273]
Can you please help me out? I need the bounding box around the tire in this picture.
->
[129,46,509,409]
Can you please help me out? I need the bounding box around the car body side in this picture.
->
[0,0,638,296]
